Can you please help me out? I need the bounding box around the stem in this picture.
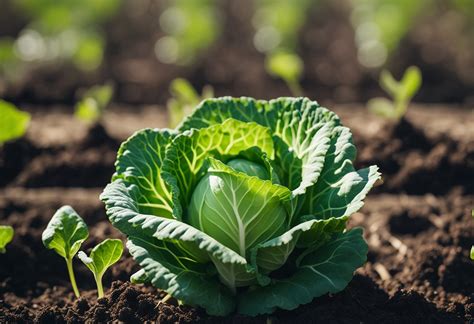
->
[161,293,172,304]
[66,257,80,298]
[95,273,104,299]
[287,79,303,97]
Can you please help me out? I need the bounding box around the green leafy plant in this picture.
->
[167,78,213,128]
[78,239,123,298]
[155,0,219,65]
[265,51,303,96]
[42,206,89,297]
[75,83,114,122]
[101,97,380,316]
[0,100,31,145]
[368,66,422,120]
[0,225,14,253]
[253,0,313,96]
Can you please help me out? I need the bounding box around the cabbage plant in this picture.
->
[101,97,380,316]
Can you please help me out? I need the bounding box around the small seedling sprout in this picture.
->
[0,225,14,253]
[368,66,422,120]
[42,206,89,298]
[265,52,303,96]
[167,78,214,128]
[78,239,123,298]
[0,100,30,145]
[75,83,114,123]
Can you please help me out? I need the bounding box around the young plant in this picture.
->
[78,239,123,298]
[471,210,474,261]
[167,78,213,128]
[265,51,303,96]
[101,97,380,316]
[0,225,14,253]
[42,206,89,298]
[0,100,31,145]
[75,83,114,123]
[155,0,220,65]
[368,66,422,120]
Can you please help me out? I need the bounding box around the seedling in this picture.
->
[0,100,31,145]
[350,0,427,67]
[265,51,303,96]
[167,78,213,128]
[0,225,14,253]
[78,239,123,298]
[42,206,89,297]
[368,66,422,120]
[155,1,219,65]
[75,83,114,123]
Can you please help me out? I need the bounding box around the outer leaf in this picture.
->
[100,180,256,312]
[300,126,380,220]
[127,237,235,316]
[0,100,30,144]
[188,157,291,258]
[42,206,89,259]
[113,128,176,219]
[249,217,348,276]
[0,225,14,253]
[78,239,123,276]
[162,118,274,208]
[238,228,368,315]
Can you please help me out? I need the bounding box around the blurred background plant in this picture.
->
[0,0,121,83]
[253,0,313,95]
[154,0,220,65]
[167,78,213,128]
[0,100,30,145]
[368,66,422,120]
[75,82,114,123]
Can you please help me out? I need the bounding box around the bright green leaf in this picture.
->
[42,205,89,297]
[113,128,175,219]
[0,225,14,253]
[400,66,422,100]
[78,238,123,298]
[188,157,291,258]
[42,206,89,259]
[74,83,113,122]
[0,100,30,145]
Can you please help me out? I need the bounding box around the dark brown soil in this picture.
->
[0,104,472,323]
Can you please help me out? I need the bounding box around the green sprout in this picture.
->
[75,83,114,123]
[155,0,219,65]
[368,66,422,120]
[0,100,31,145]
[78,239,123,298]
[265,51,303,96]
[167,78,214,128]
[42,206,89,298]
[0,225,14,253]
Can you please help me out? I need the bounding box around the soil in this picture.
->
[0,104,472,323]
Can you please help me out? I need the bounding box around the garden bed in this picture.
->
[0,104,473,323]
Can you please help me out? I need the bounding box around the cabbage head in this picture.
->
[101,97,380,316]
